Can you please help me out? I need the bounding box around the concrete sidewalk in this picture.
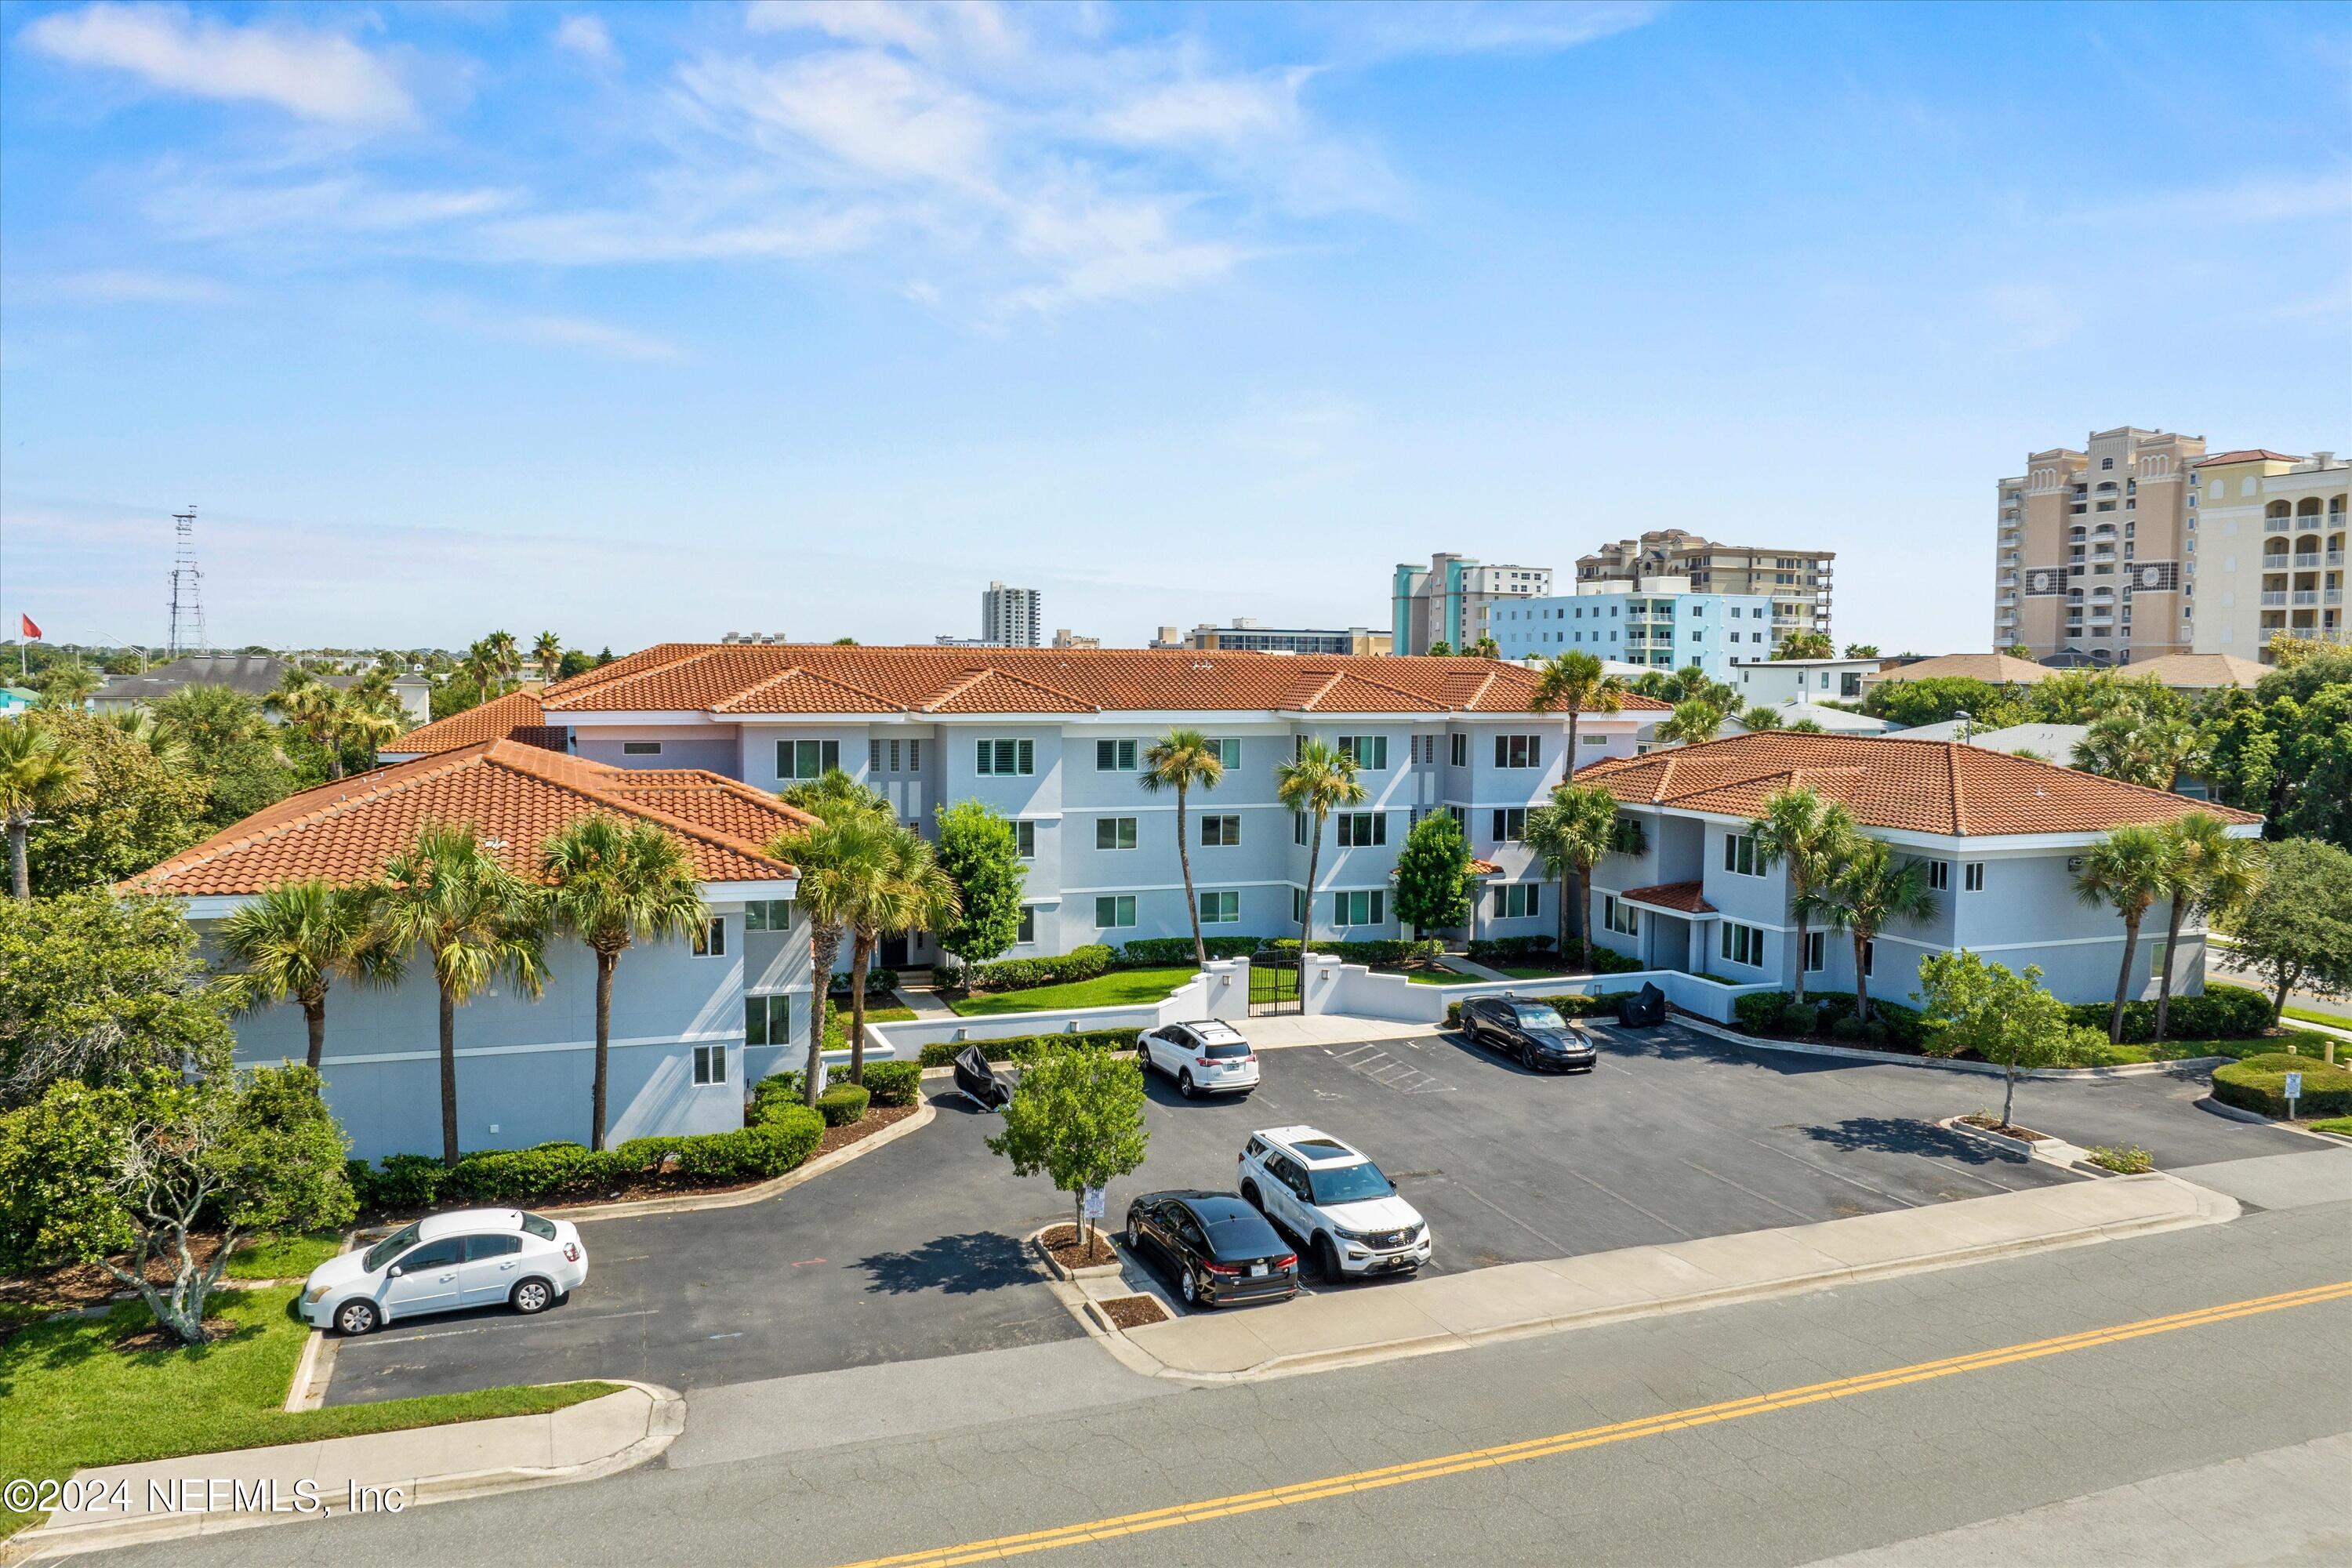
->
[1110,1174,2235,1382]
[1240,1014,1434,1048]
[5,1383,683,1561]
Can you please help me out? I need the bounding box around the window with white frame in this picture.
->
[693,1044,728,1085]
[778,739,840,779]
[1492,883,1540,919]
[1603,895,1637,936]
[1723,833,1760,876]
[1095,895,1137,928]
[1804,931,1825,971]
[1017,906,1035,943]
[1337,811,1387,848]
[1450,732,1468,766]
[1964,861,1985,891]
[1096,817,1138,851]
[622,741,662,756]
[1491,808,1527,842]
[1861,939,1874,977]
[1332,889,1385,927]
[869,739,882,772]
[1925,859,1950,891]
[1294,811,1308,846]
[1337,735,1388,770]
[742,994,789,1046]
[1200,890,1240,924]
[1013,819,1036,858]
[1201,814,1240,846]
[1096,739,1138,771]
[1292,887,1308,923]
[1207,737,1241,769]
[743,899,793,931]
[2147,937,2168,979]
[695,916,726,956]
[1720,922,1765,967]
[976,738,1035,775]
[1494,734,1542,768]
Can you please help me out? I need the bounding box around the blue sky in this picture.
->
[3,1,2347,655]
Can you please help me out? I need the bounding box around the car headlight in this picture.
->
[303,1285,331,1305]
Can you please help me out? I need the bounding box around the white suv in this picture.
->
[1138,1019,1260,1098]
[301,1208,588,1335]
[1237,1126,1431,1280]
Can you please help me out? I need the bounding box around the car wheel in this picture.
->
[334,1298,379,1337]
[510,1279,555,1315]
[1240,1181,1261,1212]
[1316,1235,1344,1283]
[1179,1269,1199,1306]
[1127,1213,1143,1247]
[1178,1070,1197,1099]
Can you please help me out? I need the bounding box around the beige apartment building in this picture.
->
[2188,449,2349,663]
[1575,531,1832,642]
[1996,426,2203,666]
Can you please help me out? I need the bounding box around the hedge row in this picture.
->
[2061,982,2271,1044]
[917,1029,1140,1068]
[829,967,901,996]
[347,1080,831,1213]
[1113,937,1265,966]
[2211,1053,2352,1120]
[1258,938,1445,967]
[943,944,1115,993]
[1445,992,1635,1028]
[1731,990,1931,1050]
[1467,935,1555,964]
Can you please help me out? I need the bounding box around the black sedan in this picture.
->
[1457,995,1599,1072]
[1123,1191,1299,1308]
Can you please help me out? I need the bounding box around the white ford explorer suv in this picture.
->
[302,1208,587,1336]
[1138,1019,1260,1098]
[1237,1126,1431,1281]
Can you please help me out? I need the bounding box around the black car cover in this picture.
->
[953,1044,1011,1109]
[1617,982,1667,1029]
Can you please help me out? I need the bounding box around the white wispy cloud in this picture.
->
[499,313,682,361]
[553,15,619,67]
[21,3,416,127]
[142,173,519,241]
[1333,1,1667,60]
[9,268,234,305]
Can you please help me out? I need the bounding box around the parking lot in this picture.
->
[327,1018,2314,1403]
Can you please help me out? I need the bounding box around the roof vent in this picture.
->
[484,837,509,850]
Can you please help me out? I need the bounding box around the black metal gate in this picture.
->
[1249,956,1301,1016]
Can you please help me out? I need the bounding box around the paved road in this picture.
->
[111,1173,2352,1567]
[329,1022,2308,1402]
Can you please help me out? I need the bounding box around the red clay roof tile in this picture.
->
[383,690,568,757]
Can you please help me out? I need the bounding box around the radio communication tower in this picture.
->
[167,504,207,657]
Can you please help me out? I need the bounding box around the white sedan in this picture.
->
[1138,1019,1261,1098]
[301,1208,587,1335]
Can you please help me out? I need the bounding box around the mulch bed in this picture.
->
[1040,1224,1120,1269]
[113,1317,241,1353]
[1959,1115,2049,1141]
[811,1102,920,1161]
[1099,1294,1170,1329]
[2,1237,233,1315]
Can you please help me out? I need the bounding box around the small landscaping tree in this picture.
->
[0,716,93,899]
[1656,699,1726,747]
[844,821,958,1084]
[1141,729,1225,969]
[2073,823,2176,1044]
[1913,951,2073,1130]
[1526,781,1620,954]
[1750,786,1860,1006]
[1803,837,1935,1022]
[932,800,1028,969]
[0,1065,355,1345]
[215,878,400,1074]
[2220,837,2352,1024]
[1775,630,1835,660]
[1393,811,1472,937]
[985,1043,1149,1253]
[771,807,895,1106]
[2151,812,2262,1043]
[1275,740,1366,948]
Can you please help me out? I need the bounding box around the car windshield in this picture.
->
[1308,1160,1395,1206]
[364,1223,421,1272]
[1511,1004,1567,1028]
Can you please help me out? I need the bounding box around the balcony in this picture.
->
[2328,589,2345,607]
[2293,590,2320,606]
[2330,550,2347,567]
[2265,518,2294,532]
[2261,591,2288,606]
[2295,552,2322,568]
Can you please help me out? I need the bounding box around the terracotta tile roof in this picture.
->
[2192,449,2303,467]
[383,689,568,757]
[1576,731,2260,837]
[539,644,1671,717]
[124,739,815,898]
[1620,880,1716,914]
[1862,653,2052,686]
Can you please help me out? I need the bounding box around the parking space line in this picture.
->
[1734,1134,1918,1208]
[1440,1177,1570,1255]
[1561,1166,1692,1239]
[367,1306,661,1348]
[1674,1157,1814,1222]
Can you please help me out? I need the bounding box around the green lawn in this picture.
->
[2283,1004,2351,1029]
[2,1284,615,1538]
[224,1232,346,1280]
[2066,1030,2335,1066]
[949,966,1197,1018]
[1374,965,1465,986]
[1497,964,1580,981]
[2312,1117,2352,1137]
[822,1003,916,1047]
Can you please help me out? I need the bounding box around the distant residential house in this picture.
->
[122,739,814,1163]
[1859,652,2053,690]
[1886,720,2090,757]
[1733,657,1881,706]
[378,688,567,763]
[0,685,38,716]
[1577,731,2260,1006]
[93,655,431,724]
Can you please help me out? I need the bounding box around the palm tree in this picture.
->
[770,810,897,1106]
[101,707,192,769]
[532,632,564,686]
[1470,637,1500,659]
[2071,710,2198,792]
[1749,786,1860,1005]
[1525,782,1621,959]
[1530,651,1624,773]
[1656,699,1726,747]
[1740,705,1784,731]
[1777,630,1835,660]
[1141,729,1227,967]
[374,825,550,1165]
[2072,823,2177,1044]
[484,630,522,685]
[333,699,406,766]
[1274,740,1366,949]
[1802,839,1935,1022]
[34,662,100,709]
[1843,644,1880,659]
[463,639,501,697]
[844,823,959,1084]
[2151,813,2262,1043]
[542,817,708,1149]
[0,718,92,899]
[1784,718,1828,735]
[215,879,400,1071]
[270,674,350,778]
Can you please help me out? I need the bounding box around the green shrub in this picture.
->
[2210,1053,2352,1119]
[815,1083,870,1127]
[2086,1144,2154,1174]
[1778,1001,1820,1036]
[947,945,1116,993]
[2063,982,2273,1044]
[1443,990,1632,1028]
[917,1029,1140,1067]
[749,1072,805,1123]
[441,1143,637,1205]
[1114,936,1261,966]
[347,1152,445,1212]
[1467,935,1555,966]
[829,967,901,996]
[1733,991,1789,1034]
[1730,989,1925,1048]
[1830,1014,1867,1043]
[859,1061,924,1106]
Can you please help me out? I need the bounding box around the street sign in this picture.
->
[1081,1186,1106,1220]
[2285,1072,2303,1116]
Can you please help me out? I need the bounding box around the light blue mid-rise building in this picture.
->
[1486,583,1776,677]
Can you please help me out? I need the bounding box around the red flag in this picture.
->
[18,615,38,640]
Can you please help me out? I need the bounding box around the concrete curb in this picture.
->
[549,1098,935,1224]
[1669,1014,2226,1080]
[1094,1175,2237,1386]
[1028,1225,1126,1282]
[2194,1094,2343,1143]
[2,1381,685,1563]
[1933,1114,2092,1171]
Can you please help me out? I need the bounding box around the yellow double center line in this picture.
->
[838,1279,2352,1568]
